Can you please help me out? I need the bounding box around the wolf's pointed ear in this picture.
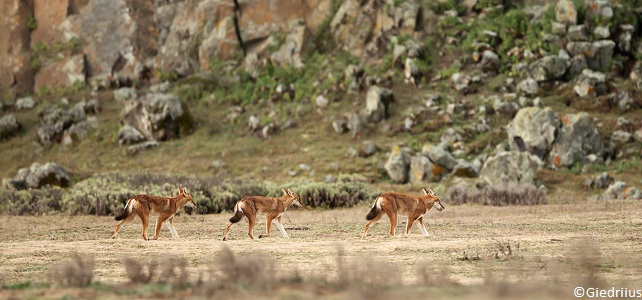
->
[287,188,293,196]
[282,188,288,196]
[178,185,184,195]
[422,188,429,195]
[428,188,436,196]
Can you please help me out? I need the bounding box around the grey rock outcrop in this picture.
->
[549,113,604,168]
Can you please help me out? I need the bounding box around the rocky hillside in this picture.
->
[2,0,642,215]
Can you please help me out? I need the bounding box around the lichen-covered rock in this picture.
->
[113,88,137,103]
[385,145,410,183]
[611,130,633,144]
[588,40,615,72]
[270,20,313,68]
[424,143,458,172]
[127,141,160,155]
[15,97,36,110]
[555,0,577,25]
[480,151,542,185]
[567,25,587,41]
[574,69,607,98]
[527,55,570,82]
[0,114,21,140]
[409,154,445,184]
[567,55,588,79]
[516,78,538,96]
[23,162,70,189]
[117,124,146,146]
[507,107,560,158]
[363,86,393,123]
[549,112,604,168]
[37,106,87,145]
[62,116,98,145]
[346,112,363,137]
[120,93,194,141]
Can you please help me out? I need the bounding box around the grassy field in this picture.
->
[1,200,642,299]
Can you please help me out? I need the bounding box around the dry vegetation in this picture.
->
[1,200,642,299]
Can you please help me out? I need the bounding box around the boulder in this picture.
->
[0,114,21,140]
[127,141,160,155]
[113,88,137,103]
[37,106,86,145]
[120,93,194,141]
[566,42,591,57]
[574,69,607,98]
[593,26,610,40]
[15,97,36,110]
[332,118,347,134]
[634,128,642,143]
[555,0,577,25]
[452,73,471,93]
[346,112,363,137]
[345,65,364,94]
[584,0,613,21]
[409,154,445,184]
[315,95,329,108]
[62,116,98,145]
[363,86,393,123]
[358,140,378,158]
[516,78,538,96]
[567,25,587,41]
[480,151,543,185]
[586,172,614,189]
[567,55,588,79]
[385,145,410,183]
[527,55,570,82]
[117,124,146,146]
[549,112,604,168]
[451,160,480,178]
[507,107,561,158]
[424,143,458,172]
[597,181,641,200]
[611,130,633,144]
[24,162,70,189]
[480,50,500,73]
[588,40,615,72]
[618,24,635,53]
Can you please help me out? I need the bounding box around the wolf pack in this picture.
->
[112,186,445,241]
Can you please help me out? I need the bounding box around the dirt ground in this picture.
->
[1,201,642,298]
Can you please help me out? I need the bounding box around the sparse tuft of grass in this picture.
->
[48,253,94,287]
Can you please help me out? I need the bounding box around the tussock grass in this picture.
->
[48,253,94,287]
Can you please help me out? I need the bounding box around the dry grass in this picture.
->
[448,184,547,206]
[1,201,642,299]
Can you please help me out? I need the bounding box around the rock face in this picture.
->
[549,113,604,168]
[0,0,34,97]
[120,93,195,142]
[480,151,542,185]
[363,86,393,123]
[424,143,458,172]
[6,162,71,190]
[409,154,445,184]
[0,114,21,139]
[385,145,410,183]
[507,107,560,158]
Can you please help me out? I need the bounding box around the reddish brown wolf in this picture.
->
[363,188,444,238]
[112,186,197,241]
[222,188,302,241]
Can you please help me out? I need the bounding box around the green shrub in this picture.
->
[59,173,376,216]
[0,186,63,215]
[447,183,547,206]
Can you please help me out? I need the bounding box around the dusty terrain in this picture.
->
[1,201,642,298]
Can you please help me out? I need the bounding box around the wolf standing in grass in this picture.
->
[223,188,302,241]
[112,186,197,241]
[363,188,445,238]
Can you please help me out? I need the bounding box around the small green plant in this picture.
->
[35,86,51,97]
[26,14,37,30]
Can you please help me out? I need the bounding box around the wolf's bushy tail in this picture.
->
[365,198,381,220]
[114,199,133,221]
[229,202,244,223]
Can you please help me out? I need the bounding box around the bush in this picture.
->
[60,172,376,216]
[447,183,547,206]
[0,186,63,215]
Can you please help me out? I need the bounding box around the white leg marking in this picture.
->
[274,219,289,238]
[166,220,179,239]
[417,222,430,237]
